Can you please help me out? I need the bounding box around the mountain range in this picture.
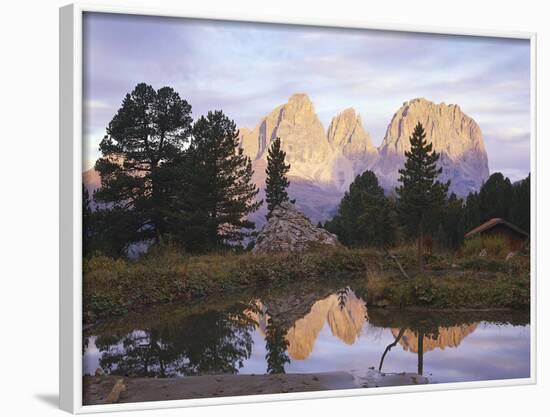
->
[83,94,490,227]
[246,291,477,361]
[239,94,489,226]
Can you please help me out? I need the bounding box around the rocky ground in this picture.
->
[83,371,427,405]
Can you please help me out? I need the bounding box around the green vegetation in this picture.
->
[265,137,292,217]
[92,83,193,255]
[363,249,529,310]
[463,235,509,257]
[463,173,530,233]
[178,110,261,249]
[84,244,529,324]
[396,122,449,271]
[365,267,529,310]
[86,83,260,256]
[83,246,367,324]
[325,171,395,247]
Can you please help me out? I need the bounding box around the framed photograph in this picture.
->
[60,2,537,413]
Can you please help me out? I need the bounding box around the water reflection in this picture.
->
[92,304,256,377]
[84,284,530,384]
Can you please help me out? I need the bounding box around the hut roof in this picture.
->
[464,218,529,239]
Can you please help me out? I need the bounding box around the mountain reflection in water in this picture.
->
[83,285,530,384]
[246,289,367,360]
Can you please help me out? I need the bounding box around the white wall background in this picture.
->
[0,0,548,415]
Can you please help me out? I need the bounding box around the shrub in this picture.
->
[463,237,484,257]
[463,235,509,258]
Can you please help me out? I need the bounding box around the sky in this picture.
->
[83,12,531,181]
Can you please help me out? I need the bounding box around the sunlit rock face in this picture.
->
[245,291,368,361]
[391,323,479,354]
[373,98,489,196]
[327,108,378,178]
[286,291,367,359]
[240,94,348,186]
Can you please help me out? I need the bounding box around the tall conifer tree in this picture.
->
[94,83,193,245]
[464,192,481,232]
[510,173,530,232]
[184,110,261,248]
[265,137,291,217]
[83,185,93,257]
[478,172,513,221]
[396,122,449,272]
[325,171,395,247]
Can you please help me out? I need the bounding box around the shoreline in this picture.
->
[83,370,428,405]
[83,247,530,326]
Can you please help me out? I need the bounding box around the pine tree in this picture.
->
[478,172,513,222]
[265,320,290,374]
[438,193,465,249]
[82,185,92,257]
[510,173,530,232]
[464,192,481,232]
[183,110,262,249]
[396,122,449,272]
[94,83,193,247]
[325,171,395,247]
[265,137,291,217]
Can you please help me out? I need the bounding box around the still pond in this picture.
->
[83,282,530,385]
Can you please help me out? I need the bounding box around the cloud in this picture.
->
[82,12,531,179]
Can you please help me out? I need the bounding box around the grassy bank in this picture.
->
[365,267,529,310]
[363,247,530,310]
[83,247,367,324]
[84,246,530,324]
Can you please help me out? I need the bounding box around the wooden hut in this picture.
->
[464,218,529,250]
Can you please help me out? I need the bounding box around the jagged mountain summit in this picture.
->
[327,108,378,176]
[373,98,489,195]
[239,93,360,190]
[83,94,490,227]
[238,94,489,225]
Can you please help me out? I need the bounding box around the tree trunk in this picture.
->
[417,332,424,375]
[378,327,406,371]
[151,165,162,244]
[418,223,424,272]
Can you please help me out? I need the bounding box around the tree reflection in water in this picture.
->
[337,287,350,311]
[94,304,257,377]
[265,319,290,374]
[86,287,529,380]
[376,316,483,376]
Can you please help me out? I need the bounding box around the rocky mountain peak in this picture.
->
[85,94,492,230]
[279,93,319,128]
[327,108,363,147]
[374,97,489,195]
[239,94,345,188]
[327,107,378,175]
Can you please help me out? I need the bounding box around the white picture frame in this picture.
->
[59,2,537,413]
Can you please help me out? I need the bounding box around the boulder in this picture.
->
[252,202,340,254]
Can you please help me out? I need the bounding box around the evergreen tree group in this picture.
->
[324,171,394,248]
[324,121,530,270]
[85,83,261,256]
[463,173,530,233]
